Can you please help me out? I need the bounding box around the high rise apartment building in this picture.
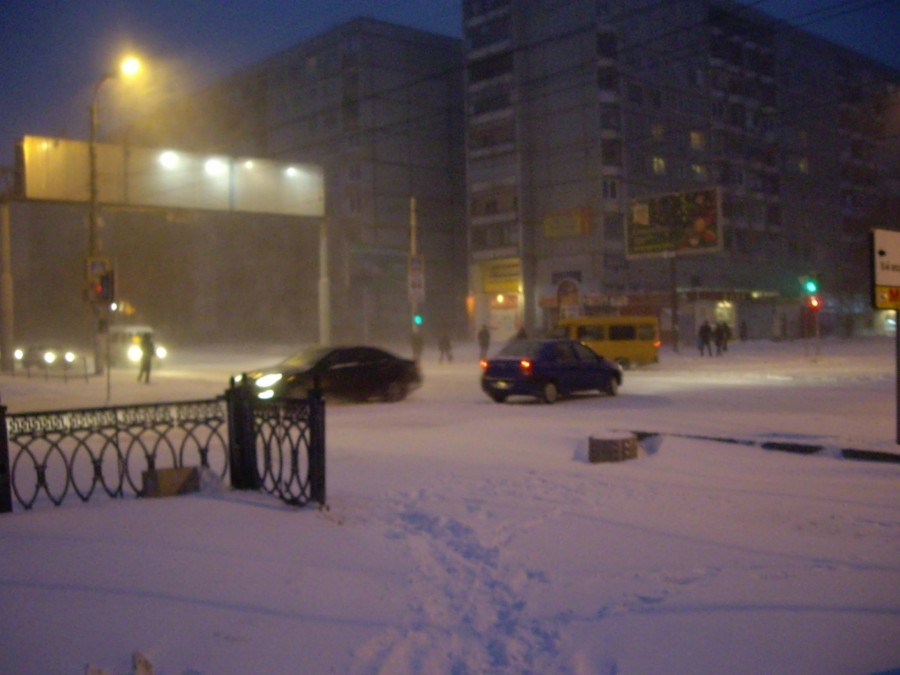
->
[136,19,466,343]
[463,0,898,341]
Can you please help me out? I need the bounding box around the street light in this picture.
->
[88,55,143,258]
[87,55,142,379]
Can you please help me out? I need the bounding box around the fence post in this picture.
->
[0,401,12,513]
[226,378,259,490]
[308,388,326,506]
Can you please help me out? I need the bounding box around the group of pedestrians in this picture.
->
[410,323,501,363]
[697,320,731,356]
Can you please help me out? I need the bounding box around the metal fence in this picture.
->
[0,384,325,513]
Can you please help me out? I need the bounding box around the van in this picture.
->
[550,316,660,368]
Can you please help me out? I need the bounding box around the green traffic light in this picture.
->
[413,314,423,326]
[804,279,818,293]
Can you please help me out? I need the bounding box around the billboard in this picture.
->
[626,187,721,259]
[872,228,900,310]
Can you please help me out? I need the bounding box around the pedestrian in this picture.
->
[697,321,713,357]
[713,322,725,356]
[410,329,424,363]
[438,333,453,363]
[719,321,731,352]
[477,324,491,360]
[138,332,155,383]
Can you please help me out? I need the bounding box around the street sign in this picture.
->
[408,254,425,303]
[872,229,900,310]
[85,256,109,282]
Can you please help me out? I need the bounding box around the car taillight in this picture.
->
[653,340,661,348]
[480,359,488,371]
[519,359,532,374]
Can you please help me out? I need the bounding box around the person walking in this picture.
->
[438,333,453,363]
[138,332,155,383]
[697,321,713,357]
[477,324,491,360]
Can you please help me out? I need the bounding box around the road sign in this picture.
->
[408,254,425,303]
[872,229,900,310]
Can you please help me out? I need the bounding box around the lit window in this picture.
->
[690,131,705,150]
[798,157,809,174]
[692,164,707,180]
[652,156,666,175]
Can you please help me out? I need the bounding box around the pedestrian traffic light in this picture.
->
[804,277,818,294]
[412,313,424,326]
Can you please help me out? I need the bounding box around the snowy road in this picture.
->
[1,337,898,674]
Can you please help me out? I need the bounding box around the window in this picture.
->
[602,178,618,200]
[652,156,666,175]
[651,124,664,141]
[609,325,636,340]
[692,163,708,181]
[601,140,622,165]
[468,51,513,84]
[599,104,620,130]
[597,66,618,91]
[690,131,705,150]
[597,32,618,59]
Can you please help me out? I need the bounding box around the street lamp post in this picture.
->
[87,56,142,376]
[88,56,141,259]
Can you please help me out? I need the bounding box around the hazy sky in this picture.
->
[1,0,897,166]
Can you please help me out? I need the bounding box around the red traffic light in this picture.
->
[808,295,820,309]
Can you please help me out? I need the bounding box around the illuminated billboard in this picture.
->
[626,187,721,259]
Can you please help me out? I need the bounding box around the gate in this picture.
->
[0,383,325,513]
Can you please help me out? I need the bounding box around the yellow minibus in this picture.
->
[550,315,660,368]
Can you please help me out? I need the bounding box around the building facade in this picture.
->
[135,19,467,345]
[462,0,898,343]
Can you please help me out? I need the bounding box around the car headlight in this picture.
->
[127,345,143,362]
[43,351,57,365]
[14,348,23,361]
[256,373,283,388]
[155,346,167,359]
[258,389,276,400]
[64,351,76,363]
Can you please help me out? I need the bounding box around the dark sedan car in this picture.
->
[238,345,422,402]
[480,338,622,404]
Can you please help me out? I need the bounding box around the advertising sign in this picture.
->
[626,187,721,259]
[872,228,900,310]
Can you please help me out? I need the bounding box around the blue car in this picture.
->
[480,338,622,404]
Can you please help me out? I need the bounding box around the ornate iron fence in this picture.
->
[0,385,325,513]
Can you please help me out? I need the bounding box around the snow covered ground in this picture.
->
[1,336,898,674]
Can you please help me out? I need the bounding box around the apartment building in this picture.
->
[462,0,898,341]
[136,19,467,344]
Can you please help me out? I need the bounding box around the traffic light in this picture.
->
[808,294,820,310]
[412,313,424,326]
[804,276,818,294]
[96,270,115,302]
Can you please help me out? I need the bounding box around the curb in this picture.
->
[628,431,900,464]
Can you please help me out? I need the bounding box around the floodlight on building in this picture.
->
[159,150,179,169]
[204,157,228,176]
